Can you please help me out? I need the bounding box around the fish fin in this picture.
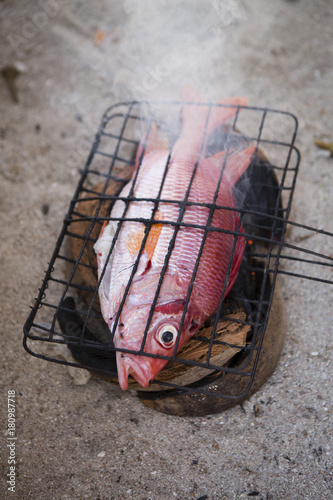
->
[125,226,145,255]
[99,220,108,237]
[174,85,209,161]
[94,220,113,267]
[125,211,163,262]
[218,96,248,106]
[144,218,163,262]
[224,146,256,186]
[94,220,117,322]
[203,97,247,149]
[135,122,169,167]
[174,85,248,161]
[225,224,246,297]
[180,85,248,111]
[208,146,256,186]
[116,351,130,390]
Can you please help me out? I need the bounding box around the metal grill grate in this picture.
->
[23,101,333,400]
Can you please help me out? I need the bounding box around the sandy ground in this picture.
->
[1,1,332,499]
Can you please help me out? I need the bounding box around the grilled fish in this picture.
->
[94,86,255,389]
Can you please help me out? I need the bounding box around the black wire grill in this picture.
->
[23,101,333,399]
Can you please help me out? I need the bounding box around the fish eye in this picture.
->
[157,325,178,348]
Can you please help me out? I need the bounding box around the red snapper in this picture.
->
[94,87,255,389]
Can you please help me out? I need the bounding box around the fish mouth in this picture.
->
[116,351,167,390]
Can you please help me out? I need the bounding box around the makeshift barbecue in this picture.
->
[23,89,333,416]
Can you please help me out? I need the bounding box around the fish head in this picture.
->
[114,299,200,390]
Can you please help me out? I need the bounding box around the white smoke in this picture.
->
[113,0,247,103]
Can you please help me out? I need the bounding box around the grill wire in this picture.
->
[23,101,333,399]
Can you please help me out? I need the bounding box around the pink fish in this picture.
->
[94,87,255,390]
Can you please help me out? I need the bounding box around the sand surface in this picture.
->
[1,1,332,499]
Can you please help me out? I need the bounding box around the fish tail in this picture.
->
[207,96,248,142]
[209,146,256,187]
[224,146,256,186]
[172,85,208,160]
[174,85,248,161]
